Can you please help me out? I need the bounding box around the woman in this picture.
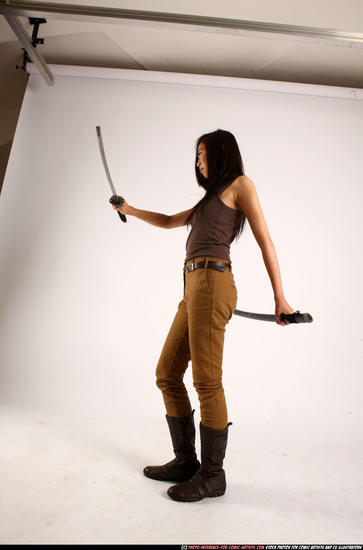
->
[112,129,293,502]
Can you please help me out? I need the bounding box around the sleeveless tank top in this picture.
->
[185,186,245,262]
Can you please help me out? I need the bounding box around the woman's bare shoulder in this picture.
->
[235,175,254,187]
[233,175,256,196]
[232,175,260,212]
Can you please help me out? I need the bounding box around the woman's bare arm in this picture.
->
[112,198,192,229]
[234,176,294,325]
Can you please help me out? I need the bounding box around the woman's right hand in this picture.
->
[111,196,129,215]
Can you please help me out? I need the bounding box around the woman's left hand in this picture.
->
[275,298,294,326]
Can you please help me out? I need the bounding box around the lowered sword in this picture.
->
[96,126,127,223]
[234,309,313,323]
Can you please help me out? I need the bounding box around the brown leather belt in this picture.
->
[183,260,231,273]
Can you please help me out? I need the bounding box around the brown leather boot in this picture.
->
[143,411,200,482]
[167,422,231,502]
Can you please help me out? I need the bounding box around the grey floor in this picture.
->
[0,404,362,545]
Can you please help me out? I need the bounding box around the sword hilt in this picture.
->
[109,195,127,223]
[280,310,313,323]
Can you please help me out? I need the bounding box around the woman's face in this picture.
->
[197,143,208,179]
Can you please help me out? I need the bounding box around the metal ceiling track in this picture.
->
[4,14,55,85]
[2,0,363,49]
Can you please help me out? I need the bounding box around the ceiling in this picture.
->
[1,0,363,187]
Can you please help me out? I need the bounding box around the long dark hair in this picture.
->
[186,129,246,237]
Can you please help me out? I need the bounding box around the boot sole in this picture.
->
[167,488,226,502]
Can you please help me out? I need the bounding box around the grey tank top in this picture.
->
[185,188,245,262]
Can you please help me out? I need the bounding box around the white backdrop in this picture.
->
[0,66,362,446]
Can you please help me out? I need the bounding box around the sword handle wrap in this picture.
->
[117,211,127,223]
[109,195,127,223]
[280,311,313,323]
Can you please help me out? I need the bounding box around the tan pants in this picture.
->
[155,257,237,430]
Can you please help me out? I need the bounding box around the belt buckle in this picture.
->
[190,260,195,272]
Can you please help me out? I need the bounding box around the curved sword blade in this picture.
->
[96,126,127,223]
[234,309,276,322]
[96,126,117,196]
